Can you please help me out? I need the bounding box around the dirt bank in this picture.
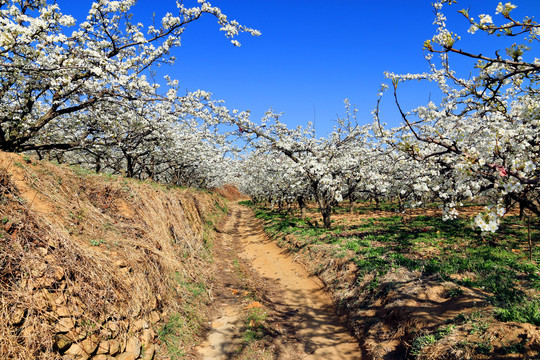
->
[0,152,228,359]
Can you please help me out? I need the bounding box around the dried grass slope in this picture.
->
[0,152,230,360]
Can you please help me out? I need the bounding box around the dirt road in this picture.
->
[197,204,362,359]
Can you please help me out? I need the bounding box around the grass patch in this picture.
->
[159,274,210,359]
[238,307,269,352]
[495,299,540,325]
[410,325,455,356]
[158,313,193,359]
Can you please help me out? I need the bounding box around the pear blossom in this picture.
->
[478,14,493,25]
[496,2,517,16]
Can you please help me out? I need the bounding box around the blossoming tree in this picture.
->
[0,0,259,153]
[379,0,539,231]
[230,102,374,228]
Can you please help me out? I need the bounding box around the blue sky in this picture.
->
[61,0,539,136]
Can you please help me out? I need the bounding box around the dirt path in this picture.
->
[196,204,362,359]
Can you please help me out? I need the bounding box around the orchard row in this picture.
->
[1,0,538,231]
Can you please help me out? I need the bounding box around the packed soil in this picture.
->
[197,203,363,359]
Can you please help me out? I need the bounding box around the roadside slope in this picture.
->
[0,152,227,359]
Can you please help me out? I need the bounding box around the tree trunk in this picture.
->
[528,215,533,261]
[298,196,306,220]
[349,197,355,214]
[398,196,404,212]
[126,154,134,178]
[315,195,333,229]
[95,156,101,173]
[321,206,332,229]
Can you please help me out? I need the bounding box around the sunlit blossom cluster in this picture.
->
[0,0,260,187]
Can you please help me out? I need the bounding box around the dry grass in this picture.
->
[0,152,227,359]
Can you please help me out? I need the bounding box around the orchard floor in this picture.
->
[196,203,363,360]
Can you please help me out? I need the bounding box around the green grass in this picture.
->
[410,325,455,356]
[240,308,268,345]
[89,238,105,246]
[501,341,526,355]
[410,334,437,356]
[495,299,540,325]
[246,308,267,329]
[159,274,210,359]
[69,164,97,177]
[174,272,207,300]
[158,313,190,359]
[251,203,540,325]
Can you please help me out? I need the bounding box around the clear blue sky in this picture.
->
[60,0,539,135]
